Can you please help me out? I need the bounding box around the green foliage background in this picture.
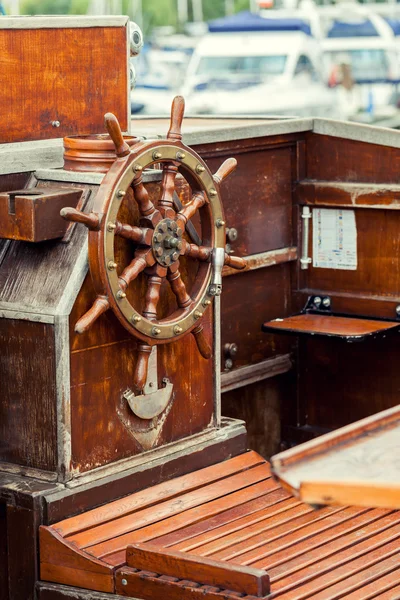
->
[18,0,251,33]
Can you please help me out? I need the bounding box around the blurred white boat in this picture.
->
[182,24,339,117]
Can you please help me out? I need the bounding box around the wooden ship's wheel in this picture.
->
[61,96,245,395]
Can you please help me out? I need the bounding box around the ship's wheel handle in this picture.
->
[61,96,245,393]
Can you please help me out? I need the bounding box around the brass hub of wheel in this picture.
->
[152,218,184,266]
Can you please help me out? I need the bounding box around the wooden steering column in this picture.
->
[61,96,245,395]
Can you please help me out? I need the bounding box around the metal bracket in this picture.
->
[124,347,174,420]
[300,206,312,270]
[209,247,225,296]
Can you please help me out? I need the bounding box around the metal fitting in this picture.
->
[216,218,225,228]
[322,297,331,308]
[313,296,322,307]
[107,261,117,270]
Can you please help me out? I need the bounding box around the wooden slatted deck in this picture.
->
[40,451,400,599]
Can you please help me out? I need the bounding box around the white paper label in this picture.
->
[312,208,357,270]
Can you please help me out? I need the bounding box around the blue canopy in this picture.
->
[385,17,400,36]
[327,19,379,38]
[208,11,311,35]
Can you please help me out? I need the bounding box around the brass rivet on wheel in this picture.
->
[216,218,225,228]
[164,255,171,265]
[194,311,202,320]
[196,164,205,174]
[172,251,179,261]
[176,151,185,160]
[107,222,116,232]
[107,261,118,270]
[174,325,183,335]
[152,326,161,335]
[132,315,141,323]
[117,290,126,299]
[117,190,126,198]
[133,164,142,172]
[203,299,211,307]
[153,151,162,160]
[209,188,217,197]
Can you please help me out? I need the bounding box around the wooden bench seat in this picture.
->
[40,450,400,599]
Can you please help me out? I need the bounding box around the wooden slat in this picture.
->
[151,490,293,549]
[93,480,280,566]
[308,557,400,600]
[270,537,400,599]
[239,507,374,567]
[169,498,307,554]
[269,520,400,595]
[201,506,348,561]
[221,355,292,394]
[56,451,264,538]
[126,543,270,597]
[372,583,400,599]
[295,180,400,210]
[115,568,263,600]
[69,463,271,549]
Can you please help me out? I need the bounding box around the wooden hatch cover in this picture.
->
[271,404,400,511]
[40,449,400,599]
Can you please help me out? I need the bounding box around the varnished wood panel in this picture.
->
[0,319,57,470]
[0,27,128,143]
[221,265,293,370]
[305,209,400,302]
[222,375,296,459]
[0,503,8,600]
[306,133,400,183]
[299,335,400,431]
[205,146,293,256]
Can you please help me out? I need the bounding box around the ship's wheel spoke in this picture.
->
[176,191,207,228]
[133,344,152,395]
[118,248,155,292]
[143,274,163,321]
[158,163,179,219]
[192,323,212,359]
[181,240,212,262]
[75,295,110,334]
[115,222,153,245]
[167,262,191,309]
[132,173,162,226]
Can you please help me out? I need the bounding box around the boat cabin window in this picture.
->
[294,54,319,82]
[326,49,390,81]
[195,55,288,79]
